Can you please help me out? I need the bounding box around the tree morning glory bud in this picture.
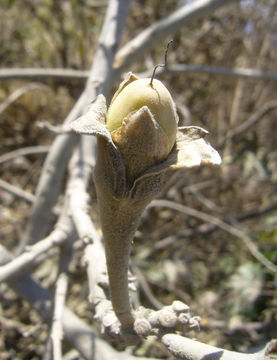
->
[106,73,179,182]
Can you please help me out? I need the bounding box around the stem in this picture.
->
[93,135,164,331]
[93,137,145,330]
[98,195,141,330]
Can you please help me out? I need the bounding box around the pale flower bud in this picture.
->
[106,73,178,181]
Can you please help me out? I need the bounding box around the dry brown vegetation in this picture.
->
[0,0,277,359]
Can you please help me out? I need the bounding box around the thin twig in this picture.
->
[0,178,35,203]
[48,275,68,360]
[132,265,162,310]
[237,204,277,221]
[0,145,50,165]
[0,68,89,81]
[50,244,72,360]
[220,99,277,147]
[0,83,49,114]
[146,275,192,305]
[149,200,277,274]
[0,315,36,335]
[189,185,225,216]
[0,209,74,283]
[148,202,277,255]
[167,64,277,81]
[2,62,276,83]
[36,121,72,135]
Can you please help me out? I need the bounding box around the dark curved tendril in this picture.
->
[149,40,173,86]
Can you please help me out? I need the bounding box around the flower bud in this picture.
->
[106,74,178,181]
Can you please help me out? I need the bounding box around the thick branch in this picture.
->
[21,0,130,246]
[66,136,109,304]
[162,334,275,360]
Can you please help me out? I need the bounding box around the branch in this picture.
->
[114,0,236,73]
[21,132,77,247]
[2,241,275,359]
[50,274,68,359]
[161,334,276,360]
[21,0,130,247]
[0,83,49,114]
[0,178,35,203]
[36,120,73,135]
[167,64,277,81]
[66,137,109,308]
[50,240,73,360]
[132,265,163,310]
[147,202,277,255]
[0,145,49,165]
[0,244,95,360]
[149,200,277,274]
[2,63,276,83]
[0,245,155,360]
[0,208,74,283]
[0,68,89,81]
[219,100,277,147]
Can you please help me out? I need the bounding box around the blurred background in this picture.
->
[0,0,276,358]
